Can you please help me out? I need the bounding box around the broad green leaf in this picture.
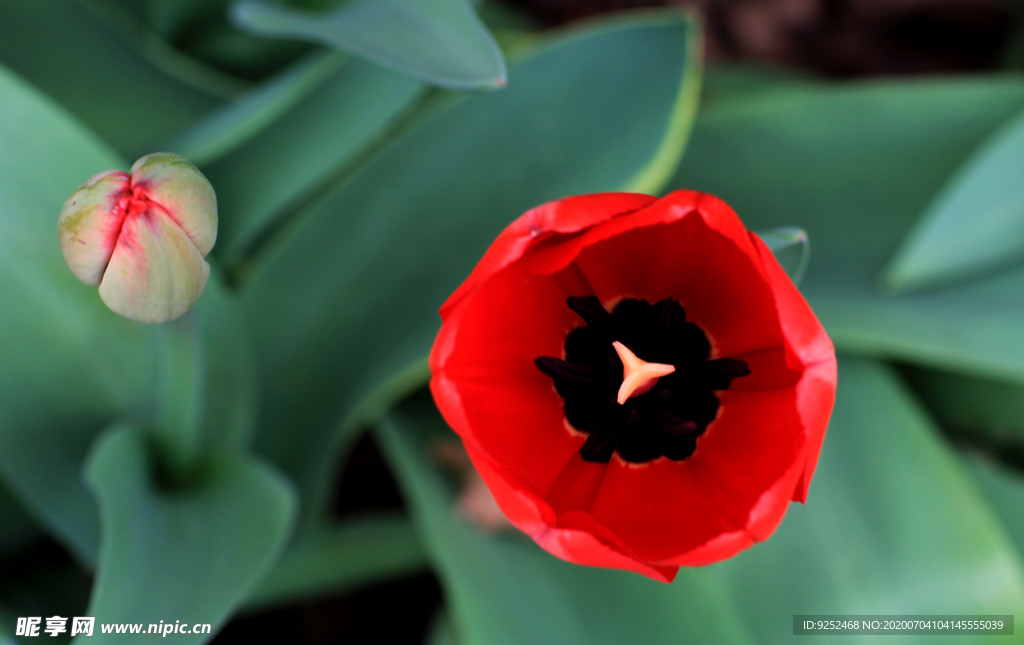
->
[202,56,424,261]
[670,78,1024,382]
[164,49,347,166]
[240,11,703,524]
[965,456,1024,560]
[883,107,1024,292]
[246,512,427,609]
[0,0,226,155]
[0,63,158,565]
[706,357,1024,639]
[902,365,1024,446]
[230,0,506,89]
[757,226,809,285]
[701,62,813,106]
[81,426,296,645]
[376,394,755,645]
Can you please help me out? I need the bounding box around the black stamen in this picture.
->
[566,296,619,341]
[536,297,750,464]
[580,401,636,462]
[535,357,604,384]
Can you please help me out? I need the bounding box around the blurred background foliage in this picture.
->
[2,0,1024,643]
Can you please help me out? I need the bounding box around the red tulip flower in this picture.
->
[429,190,837,582]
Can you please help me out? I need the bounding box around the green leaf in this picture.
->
[376,394,755,645]
[883,107,1024,293]
[670,78,1024,382]
[701,62,813,106]
[240,10,703,525]
[0,0,227,155]
[964,456,1024,561]
[164,49,347,166]
[707,357,1024,638]
[230,0,506,89]
[0,62,158,565]
[246,512,428,609]
[902,365,1024,447]
[378,357,1024,644]
[201,55,424,261]
[81,425,296,645]
[757,226,809,286]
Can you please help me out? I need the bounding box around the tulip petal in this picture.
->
[440,193,657,318]
[750,233,838,503]
[131,152,218,256]
[56,170,130,285]
[464,444,678,582]
[576,386,802,562]
[434,261,584,497]
[524,191,789,359]
[99,207,211,324]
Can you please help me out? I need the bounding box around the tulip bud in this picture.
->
[57,152,217,324]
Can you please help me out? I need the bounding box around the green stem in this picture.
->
[154,309,206,481]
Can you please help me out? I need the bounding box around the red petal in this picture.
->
[439,193,656,319]
[465,445,678,582]
[750,233,837,502]
[526,191,789,359]
[432,261,584,498]
[577,386,803,562]
[660,421,808,566]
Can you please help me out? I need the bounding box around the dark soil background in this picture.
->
[214,1,1023,643]
[514,0,1020,76]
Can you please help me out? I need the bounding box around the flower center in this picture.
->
[535,296,750,464]
[115,185,152,221]
[612,341,675,403]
